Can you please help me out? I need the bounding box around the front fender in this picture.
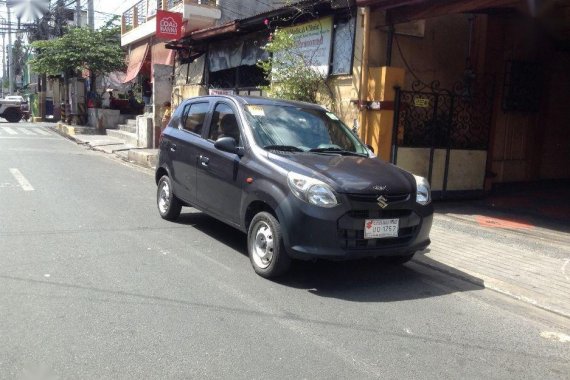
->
[241,179,294,247]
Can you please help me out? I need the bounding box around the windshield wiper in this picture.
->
[263,145,304,152]
[308,147,367,157]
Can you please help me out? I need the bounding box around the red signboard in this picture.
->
[156,10,183,40]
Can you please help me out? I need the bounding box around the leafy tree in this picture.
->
[258,28,335,110]
[258,30,326,104]
[12,36,29,78]
[29,20,124,79]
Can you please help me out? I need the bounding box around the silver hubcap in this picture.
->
[158,180,170,214]
[251,222,274,269]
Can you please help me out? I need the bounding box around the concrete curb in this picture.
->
[415,257,570,320]
[127,149,158,170]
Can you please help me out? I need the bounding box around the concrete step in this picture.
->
[126,118,137,127]
[118,124,137,134]
[55,123,101,136]
[128,149,158,169]
[106,129,138,147]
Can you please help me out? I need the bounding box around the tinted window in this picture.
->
[181,102,209,135]
[208,103,240,145]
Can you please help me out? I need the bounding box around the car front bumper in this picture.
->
[277,193,433,260]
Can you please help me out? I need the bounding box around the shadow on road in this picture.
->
[176,211,485,302]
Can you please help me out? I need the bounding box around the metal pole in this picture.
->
[386,24,394,66]
[2,31,5,83]
[7,5,13,95]
[76,0,81,27]
[391,86,401,164]
[88,0,94,30]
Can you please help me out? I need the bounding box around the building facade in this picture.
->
[164,0,569,196]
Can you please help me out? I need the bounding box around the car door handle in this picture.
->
[170,143,177,152]
[199,155,209,167]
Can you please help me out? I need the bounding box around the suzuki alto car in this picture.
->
[156,95,433,278]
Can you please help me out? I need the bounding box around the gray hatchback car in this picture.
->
[156,95,433,278]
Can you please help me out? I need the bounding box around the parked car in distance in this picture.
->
[4,95,29,121]
[0,96,26,122]
[155,95,433,278]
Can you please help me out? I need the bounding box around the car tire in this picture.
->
[4,108,22,123]
[157,175,182,221]
[382,253,415,265]
[247,212,291,278]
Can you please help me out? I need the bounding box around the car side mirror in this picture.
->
[366,144,375,153]
[215,136,243,156]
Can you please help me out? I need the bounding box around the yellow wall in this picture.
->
[172,84,207,108]
[364,67,405,160]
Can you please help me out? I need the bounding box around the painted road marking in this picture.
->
[9,168,34,191]
[2,127,17,135]
[20,128,36,135]
[35,128,52,136]
[540,331,570,343]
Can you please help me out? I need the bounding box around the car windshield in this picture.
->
[244,104,368,156]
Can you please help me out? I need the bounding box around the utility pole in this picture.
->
[7,3,13,95]
[76,0,81,27]
[88,0,94,30]
[1,20,5,81]
[1,31,5,98]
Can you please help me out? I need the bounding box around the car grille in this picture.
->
[346,193,410,203]
[347,209,412,219]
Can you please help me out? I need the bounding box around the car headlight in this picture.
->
[287,172,338,208]
[414,175,431,205]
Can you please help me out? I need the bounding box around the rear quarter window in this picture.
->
[181,102,209,135]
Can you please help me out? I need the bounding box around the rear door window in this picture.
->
[181,102,209,135]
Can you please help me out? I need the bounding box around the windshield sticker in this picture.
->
[247,105,265,117]
[326,112,339,121]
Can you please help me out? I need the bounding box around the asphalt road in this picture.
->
[1,122,569,379]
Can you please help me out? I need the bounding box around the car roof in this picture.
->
[189,95,327,111]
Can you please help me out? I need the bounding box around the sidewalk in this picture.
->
[54,126,570,318]
[53,124,159,169]
[420,204,570,318]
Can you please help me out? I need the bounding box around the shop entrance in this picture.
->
[392,78,495,197]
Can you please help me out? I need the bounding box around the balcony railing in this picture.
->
[122,0,219,34]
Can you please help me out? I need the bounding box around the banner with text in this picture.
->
[278,16,333,76]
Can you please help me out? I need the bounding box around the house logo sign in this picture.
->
[160,17,178,36]
[156,10,182,40]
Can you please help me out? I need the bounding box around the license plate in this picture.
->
[364,219,399,239]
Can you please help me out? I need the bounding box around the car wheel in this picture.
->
[247,212,291,278]
[157,175,182,220]
[4,108,22,123]
[383,253,415,265]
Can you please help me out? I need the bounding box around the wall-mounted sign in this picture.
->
[414,96,430,108]
[156,10,183,41]
[209,89,235,95]
[277,16,333,76]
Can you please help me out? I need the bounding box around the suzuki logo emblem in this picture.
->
[377,195,388,209]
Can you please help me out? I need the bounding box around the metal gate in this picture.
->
[392,78,495,197]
